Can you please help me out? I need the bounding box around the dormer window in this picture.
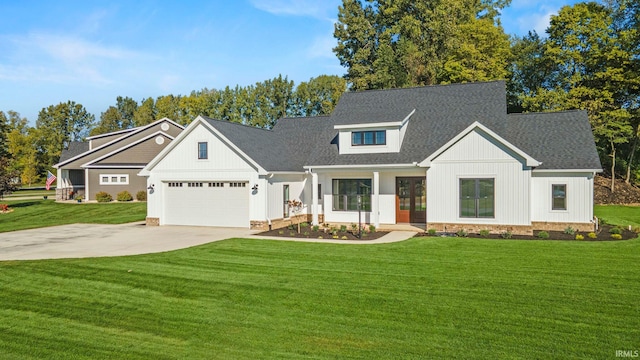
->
[352,130,386,146]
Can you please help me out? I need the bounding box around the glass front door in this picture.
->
[396,177,426,223]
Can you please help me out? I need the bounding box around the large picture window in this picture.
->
[552,184,567,210]
[198,142,208,159]
[460,178,494,218]
[332,179,371,211]
[352,131,386,146]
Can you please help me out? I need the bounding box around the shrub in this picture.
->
[288,225,295,230]
[136,190,147,201]
[427,228,437,236]
[537,231,549,239]
[456,229,468,237]
[341,236,348,240]
[500,231,512,239]
[633,227,640,234]
[588,232,597,239]
[340,224,347,232]
[300,222,309,228]
[575,234,584,240]
[95,191,113,203]
[369,224,376,233]
[312,225,320,232]
[303,231,309,236]
[611,233,623,240]
[351,223,358,231]
[479,229,490,237]
[609,227,622,235]
[117,191,133,202]
[278,230,284,235]
[289,232,295,236]
[564,226,576,236]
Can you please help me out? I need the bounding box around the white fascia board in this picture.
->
[333,109,416,130]
[86,165,145,169]
[56,118,184,168]
[419,121,541,167]
[81,131,174,168]
[86,127,136,140]
[268,171,306,175]
[532,168,603,173]
[304,163,420,170]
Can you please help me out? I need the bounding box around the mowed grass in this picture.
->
[0,199,146,232]
[594,204,640,227]
[1,237,639,359]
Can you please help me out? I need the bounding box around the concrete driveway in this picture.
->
[0,223,255,261]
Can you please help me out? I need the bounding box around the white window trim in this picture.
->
[100,174,129,185]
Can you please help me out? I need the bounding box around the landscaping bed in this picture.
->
[258,224,388,240]
[415,224,638,241]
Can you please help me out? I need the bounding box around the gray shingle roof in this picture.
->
[505,110,602,170]
[201,81,602,172]
[59,141,89,163]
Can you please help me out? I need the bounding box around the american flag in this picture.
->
[45,171,56,191]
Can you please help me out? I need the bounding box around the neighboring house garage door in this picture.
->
[163,181,250,228]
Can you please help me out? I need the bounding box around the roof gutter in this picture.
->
[303,163,422,170]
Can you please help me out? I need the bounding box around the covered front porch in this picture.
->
[307,166,428,228]
[55,168,86,201]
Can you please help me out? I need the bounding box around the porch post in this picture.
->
[311,172,319,225]
[373,171,380,228]
[84,168,89,201]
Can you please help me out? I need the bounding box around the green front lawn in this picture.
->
[1,237,638,359]
[0,199,146,232]
[594,205,640,227]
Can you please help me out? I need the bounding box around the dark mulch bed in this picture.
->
[415,224,638,241]
[258,228,388,240]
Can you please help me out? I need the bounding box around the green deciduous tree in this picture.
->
[292,75,346,117]
[514,2,639,190]
[134,98,157,127]
[36,101,94,166]
[333,0,511,90]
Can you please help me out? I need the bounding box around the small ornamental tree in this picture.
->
[287,199,303,232]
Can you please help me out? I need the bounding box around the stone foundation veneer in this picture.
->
[531,221,595,233]
[428,223,534,235]
[427,221,596,235]
[250,214,324,231]
[146,217,160,226]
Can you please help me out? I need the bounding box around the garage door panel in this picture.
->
[164,182,250,227]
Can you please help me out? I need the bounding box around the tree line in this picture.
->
[1,0,638,191]
[0,75,346,187]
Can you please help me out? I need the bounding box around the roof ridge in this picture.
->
[344,80,506,95]
[201,116,274,132]
[508,109,586,117]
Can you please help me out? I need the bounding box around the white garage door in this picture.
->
[163,181,250,228]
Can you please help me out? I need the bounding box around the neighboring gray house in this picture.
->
[54,118,184,201]
[140,81,602,234]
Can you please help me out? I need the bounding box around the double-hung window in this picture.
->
[460,178,494,218]
[332,179,371,211]
[552,184,567,210]
[352,131,386,146]
[198,142,208,159]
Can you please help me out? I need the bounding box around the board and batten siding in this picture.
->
[266,174,309,221]
[426,129,531,226]
[531,172,594,223]
[145,124,265,223]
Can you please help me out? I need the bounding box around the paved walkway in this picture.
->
[0,223,416,261]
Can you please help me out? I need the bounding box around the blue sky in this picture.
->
[0,0,581,124]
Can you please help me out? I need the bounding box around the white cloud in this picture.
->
[307,32,336,59]
[249,0,339,20]
[0,32,149,85]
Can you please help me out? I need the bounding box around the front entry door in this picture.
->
[396,177,426,223]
